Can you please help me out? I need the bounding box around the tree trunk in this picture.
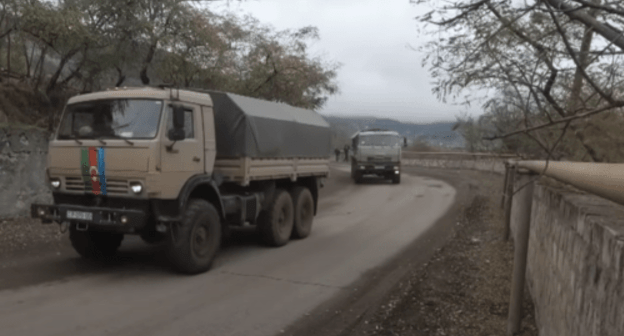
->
[46,56,70,94]
[33,46,47,90]
[6,31,10,75]
[45,46,81,94]
[566,1,602,162]
[59,48,89,88]
[115,67,126,87]
[140,42,158,85]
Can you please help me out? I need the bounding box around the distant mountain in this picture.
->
[322,115,465,149]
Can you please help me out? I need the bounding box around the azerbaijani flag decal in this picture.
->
[80,147,107,195]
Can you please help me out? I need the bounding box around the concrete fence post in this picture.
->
[503,164,516,241]
[507,172,535,336]
[501,162,510,209]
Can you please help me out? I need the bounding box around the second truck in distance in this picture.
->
[350,129,405,184]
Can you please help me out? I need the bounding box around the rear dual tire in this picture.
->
[291,187,314,239]
[258,189,295,246]
[258,187,315,246]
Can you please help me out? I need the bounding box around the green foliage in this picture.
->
[0,0,340,124]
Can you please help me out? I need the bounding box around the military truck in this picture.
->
[350,129,406,184]
[30,87,331,274]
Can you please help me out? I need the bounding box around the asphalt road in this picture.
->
[0,165,456,336]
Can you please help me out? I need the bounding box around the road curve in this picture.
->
[0,165,456,336]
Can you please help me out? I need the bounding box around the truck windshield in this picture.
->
[359,135,400,147]
[57,99,163,140]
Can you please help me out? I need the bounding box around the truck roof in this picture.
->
[67,87,213,107]
[66,87,332,158]
[351,130,401,139]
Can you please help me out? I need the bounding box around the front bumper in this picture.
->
[31,203,147,231]
[355,163,400,175]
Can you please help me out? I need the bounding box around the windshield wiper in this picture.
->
[108,134,134,145]
[66,135,83,145]
[95,137,107,145]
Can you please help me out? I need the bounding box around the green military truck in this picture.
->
[350,129,405,184]
[31,87,331,274]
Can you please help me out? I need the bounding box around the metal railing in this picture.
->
[515,160,624,206]
[501,159,624,335]
[402,151,520,159]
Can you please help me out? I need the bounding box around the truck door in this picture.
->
[160,103,203,188]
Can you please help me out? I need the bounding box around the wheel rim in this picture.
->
[191,222,211,258]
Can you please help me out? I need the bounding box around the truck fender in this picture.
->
[178,175,225,220]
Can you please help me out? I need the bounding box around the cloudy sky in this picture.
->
[212,0,482,124]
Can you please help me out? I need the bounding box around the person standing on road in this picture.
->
[334,148,341,162]
[343,145,350,162]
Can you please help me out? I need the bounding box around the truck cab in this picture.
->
[31,87,331,274]
[350,130,405,184]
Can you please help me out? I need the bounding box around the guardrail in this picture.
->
[402,151,521,158]
[501,159,624,335]
[515,160,624,206]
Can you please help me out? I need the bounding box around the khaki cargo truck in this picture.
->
[31,87,331,274]
[350,129,406,184]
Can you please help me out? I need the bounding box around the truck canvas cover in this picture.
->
[207,90,331,158]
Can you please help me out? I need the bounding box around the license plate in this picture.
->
[375,166,384,169]
[67,210,93,221]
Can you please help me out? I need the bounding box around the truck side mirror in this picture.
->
[403,137,407,148]
[169,105,186,141]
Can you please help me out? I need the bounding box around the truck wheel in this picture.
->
[291,187,314,239]
[392,174,401,184]
[258,189,294,247]
[354,172,363,184]
[69,227,123,260]
[167,199,221,274]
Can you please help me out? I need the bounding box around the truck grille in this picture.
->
[367,156,391,162]
[65,176,129,195]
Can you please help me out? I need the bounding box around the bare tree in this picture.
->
[414,0,624,161]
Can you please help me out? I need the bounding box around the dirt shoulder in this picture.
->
[283,167,538,336]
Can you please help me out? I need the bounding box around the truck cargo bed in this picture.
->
[214,157,330,186]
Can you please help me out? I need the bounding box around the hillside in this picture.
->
[323,115,465,149]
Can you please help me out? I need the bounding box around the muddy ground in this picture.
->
[286,167,538,336]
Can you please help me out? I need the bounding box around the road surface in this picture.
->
[0,165,456,336]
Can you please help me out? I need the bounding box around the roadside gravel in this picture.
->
[0,217,65,260]
[350,172,538,336]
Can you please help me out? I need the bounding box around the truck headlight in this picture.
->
[130,182,143,194]
[50,178,61,189]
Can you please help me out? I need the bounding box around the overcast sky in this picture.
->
[212,0,482,124]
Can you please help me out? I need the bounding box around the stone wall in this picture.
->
[0,128,52,218]
[511,179,624,336]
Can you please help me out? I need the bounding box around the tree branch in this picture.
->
[484,102,624,140]
[544,0,624,51]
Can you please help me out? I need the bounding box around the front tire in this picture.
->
[354,171,363,184]
[291,187,314,239]
[167,199,221,274]
[258,189,294,246]
[69,227,123,260]
[392,174,401,184]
